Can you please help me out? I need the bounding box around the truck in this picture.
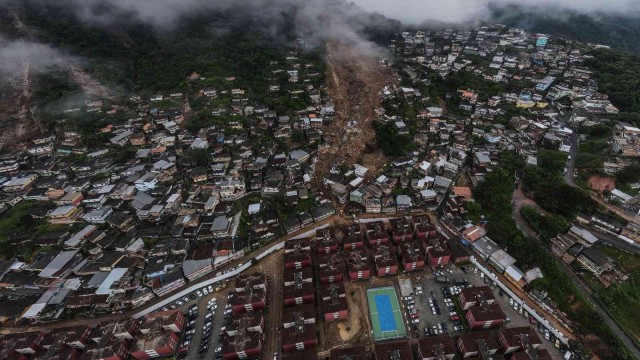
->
[436,276,450,284]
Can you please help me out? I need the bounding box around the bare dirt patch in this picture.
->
[319,282,372,351]
[588,175,616,194]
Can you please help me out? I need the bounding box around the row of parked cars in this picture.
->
[177,304,200,358]
[199,298,220,358]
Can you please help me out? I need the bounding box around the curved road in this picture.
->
[512,131,640,358]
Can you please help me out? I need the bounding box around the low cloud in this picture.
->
[349,0,640,24]
[0,35,71,76]
[66,0,390,56]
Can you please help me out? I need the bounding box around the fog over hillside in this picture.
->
[350,0,640,24]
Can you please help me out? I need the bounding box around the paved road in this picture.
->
[564,130,578,187]
[262,251,283,360]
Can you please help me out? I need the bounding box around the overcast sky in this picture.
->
[349,0,640,24]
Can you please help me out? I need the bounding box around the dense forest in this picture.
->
[19,1,297,94]
[584,49,640,126]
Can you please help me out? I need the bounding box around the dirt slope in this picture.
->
[315,42,392,184]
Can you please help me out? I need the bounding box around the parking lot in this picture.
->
[155,282,232,360]
[399,266,468,338]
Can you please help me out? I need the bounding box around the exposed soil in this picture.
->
[588,175,616,194]
[315,42,393,185]
[319,282,372,351]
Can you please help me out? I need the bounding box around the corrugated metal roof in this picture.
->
[96,268,128,295]
[39,250,78,278]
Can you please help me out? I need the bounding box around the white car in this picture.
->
[207,285,214,292]
[196,290,203,297]
[203,288,209,295]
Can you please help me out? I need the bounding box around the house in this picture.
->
[315,229,341,254]
[413,215,437,239]
[459,286,496,310]
[317,282,349,321]
[222,313,264,360]
[389,217,414,243]
[283,267,315,306]
[211,216,233,238]
[57,192,84,206]
[82,206,114,224]
[465,302,506,330]
[373,245,398,277]
[576,247,613,275]
[134,172,159,191]
[472,237,499,259]
[64,225,97,249]
[317,253,345,284]
[373,341,412,360]
[151,270,185,297]
[129,310,185,360]
[366,221,389,247]
[337,225,365,250]
[38,250,82,279]
[310,203,335,222]
[109,130,133,146]
[365,198,382,214]
[488,250,516,273]
[283,239,313,269]
[447,239,470,263]
[457,331,500,358]
[49,205,81,224]
[282,304,315,329]
[399,241,425,272]
[182,242,214,281]
[281,316,317,352]
[424,237,451,267]
[497,326,542,355]
[346,249,371,281]
[416,335,456,360]
[231,273,267,313]
[462,226,486,243]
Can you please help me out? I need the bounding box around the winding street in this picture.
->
[511,133,640,358]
